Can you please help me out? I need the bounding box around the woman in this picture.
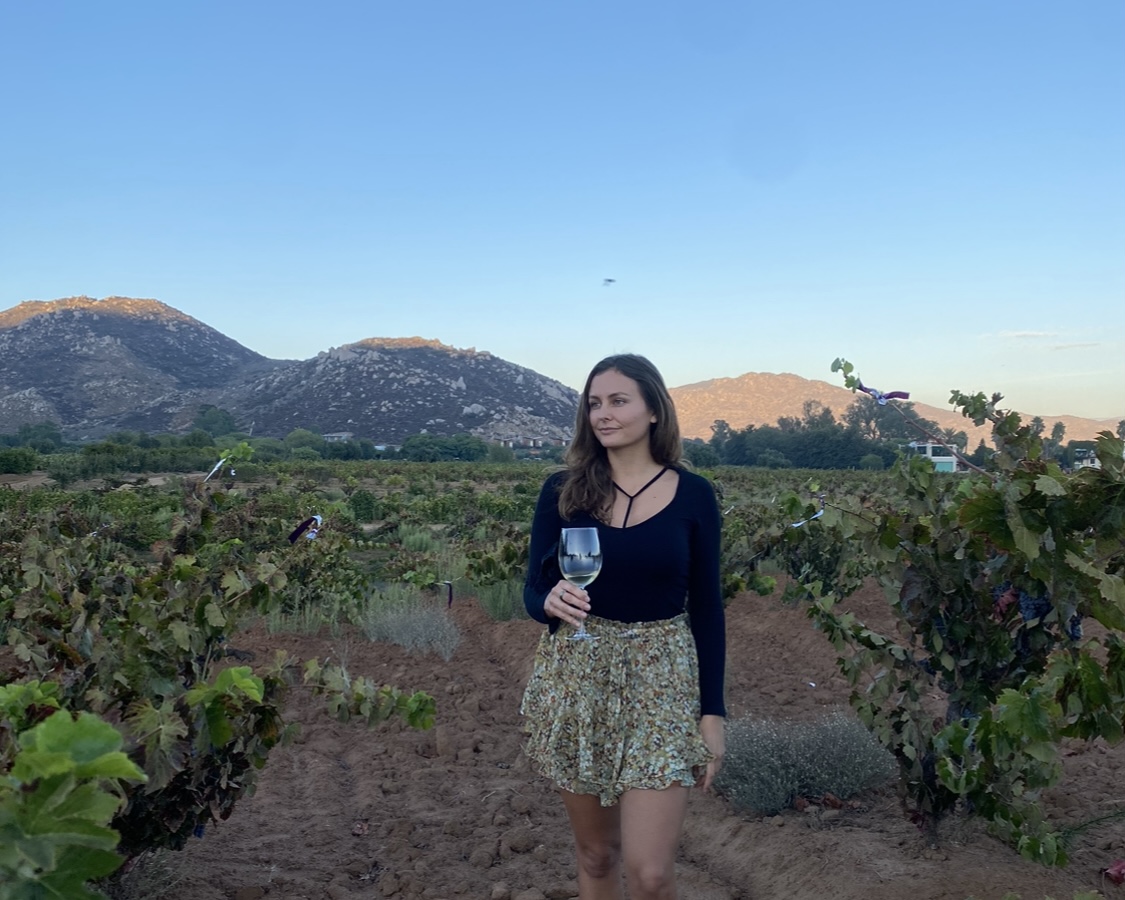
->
[521,354,725,900]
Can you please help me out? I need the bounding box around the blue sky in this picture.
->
[1,1,1122,419]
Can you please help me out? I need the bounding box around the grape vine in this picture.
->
[792,360,1125,863]
[1,474,434,894]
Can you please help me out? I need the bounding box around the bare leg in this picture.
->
[619,786,690,900]
[559,790,624,900]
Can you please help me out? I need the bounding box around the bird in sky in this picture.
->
[603,278,616,286]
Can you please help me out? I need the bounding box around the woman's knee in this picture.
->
[627,859,675,897]
[575,841,621,879]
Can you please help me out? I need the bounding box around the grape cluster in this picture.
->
[1017,592,1052,623]
[990,579,1085,661]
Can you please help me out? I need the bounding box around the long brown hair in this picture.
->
[558,354,683,520]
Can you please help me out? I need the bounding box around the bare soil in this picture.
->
[154,582,1125,900]
[0,472,52,490]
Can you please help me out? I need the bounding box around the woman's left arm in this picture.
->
[687,475,727,788]
[687,475,727,720]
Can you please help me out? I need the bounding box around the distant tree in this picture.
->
[842,399,939,444]
[284,429,325,452]
[0,447,37,474]
[193,405,237,437]
[324,440,363,461]
[22,437,59,454]
[356,439,378,459]
[938,426,968,449]
[721,429,754,466]
[801,400,836,430]
[400,434,441,462]
[716,414,893,470]
[15,421,62,452]
[682,440,720,468]
[290,446,321,461]
[487,443,515,463]
[45,453,81,488]
[1029,416,1046,438]
[776,399,834,434]
[1044,421,1067,460]
[79,440,135,478]
[709,420,733,456]
[968,439,990,468]
[1117,420,1125,441]
[756,448,792,469]
[843,399,880,441]
[321,437,381,461]
[400,433,487,462]
[180,429,215,448]
[447,434,488,461]
[859,453,884,470]
[248,437,288,462]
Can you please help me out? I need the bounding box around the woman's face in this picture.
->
[587,369,656,452]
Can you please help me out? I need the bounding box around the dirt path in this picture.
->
[163,586,1123,899]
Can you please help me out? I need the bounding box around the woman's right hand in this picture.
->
[544,580,590,629]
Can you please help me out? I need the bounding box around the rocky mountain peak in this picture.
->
[0,296,279,438]
[226,335,576,443]
[0,297,578,443]
[0,295,197,329]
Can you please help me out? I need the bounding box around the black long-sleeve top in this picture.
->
[523,468,727,717]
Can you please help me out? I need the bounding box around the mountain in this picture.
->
[0,297,578,442]
[0,296,1114,447]
[0,297,283,436]
[670,373,1117,447]
[211,337,577,443]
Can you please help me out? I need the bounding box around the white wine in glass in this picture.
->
[558,527,602,641]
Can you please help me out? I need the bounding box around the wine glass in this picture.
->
[558,527,602,641]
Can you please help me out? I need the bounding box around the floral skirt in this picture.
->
[520,613,712,807]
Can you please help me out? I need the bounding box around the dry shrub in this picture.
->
[360,589,461,660]
[476,576,528,622]
[100,850,185,900]
[716,708,896,815]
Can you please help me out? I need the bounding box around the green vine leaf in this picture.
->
[203,601,226,628]
[124,700,189,793]
[1034,474,1067,497]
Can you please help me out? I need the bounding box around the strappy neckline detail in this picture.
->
[612,467,670,528]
